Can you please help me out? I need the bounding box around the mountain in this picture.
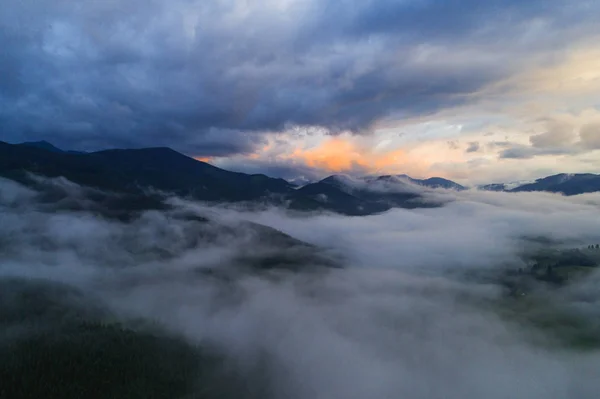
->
[510,174,600,195]
[289,176,390,215]
[1,141,466,215]
[19,140,86,154]
[19,140,66,153]
[289,174,448,215]
[480,183,508,192]
[0,141,294,202]
[371,174,466,190]
[482,174,600,196]
[0,140,492,216]
[479,180,534,192]
[86,147,294,201]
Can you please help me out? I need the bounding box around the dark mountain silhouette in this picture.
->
[483,174,600,196]
[0,141,465,215]
[8,140,598,215]
[0,141,294,202]
[19,140,86,154]
[289,174,445,215]
[510,174,600,195]
[289,176,390,215]
[19,140,66,153]
[86,147,295,201]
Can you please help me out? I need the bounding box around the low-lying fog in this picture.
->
[2,176,600,399]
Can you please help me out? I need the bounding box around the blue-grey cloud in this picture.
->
[499,144,582,160]
[466,142,481,153]
[530,120,576,149]
[1,0,598,155]
[498,118,600,160]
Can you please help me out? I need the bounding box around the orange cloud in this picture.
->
[370,148,410,172]
[280,136,435,177]
[193,156,212,163]
[197,130,472,180]
[287,138,368,171]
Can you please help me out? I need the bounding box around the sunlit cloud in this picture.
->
[500,45,600,98]
[209,128,476,182]
[204,41,600,184]
[286,138,368,172]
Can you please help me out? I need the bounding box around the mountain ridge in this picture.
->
[2,140,599,216]
[19,140,87,154]
[0,140,453,215]
[482,173,600,196]
[0,141,295,202]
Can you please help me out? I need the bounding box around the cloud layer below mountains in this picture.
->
[3,177,600,398]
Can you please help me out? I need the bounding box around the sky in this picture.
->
[2,0,600,184]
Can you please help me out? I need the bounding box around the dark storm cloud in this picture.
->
[315,0,579,42]
[1,0,597,154]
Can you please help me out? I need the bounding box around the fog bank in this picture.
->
[2,177,600,398]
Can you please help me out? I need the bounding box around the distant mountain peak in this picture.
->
[378,174,465,190]
[19,140,65,153]
[317,173,465,194]
[18,140,87,154]
[94,146,179,155]
[483,173,600,195]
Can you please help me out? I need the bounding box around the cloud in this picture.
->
[210,129,474,181]
[496,117,600,161]
[580,123,600,150]
[2,0,599,155]
[488,141,512,149]
[448,141,461,150]
[240,189,600,271]
[466,141,481,153]
[495,47,600,98]
[530,120,576,148]
[3,177,600,397]
[498,145,537,159]
[498,144,576,159]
